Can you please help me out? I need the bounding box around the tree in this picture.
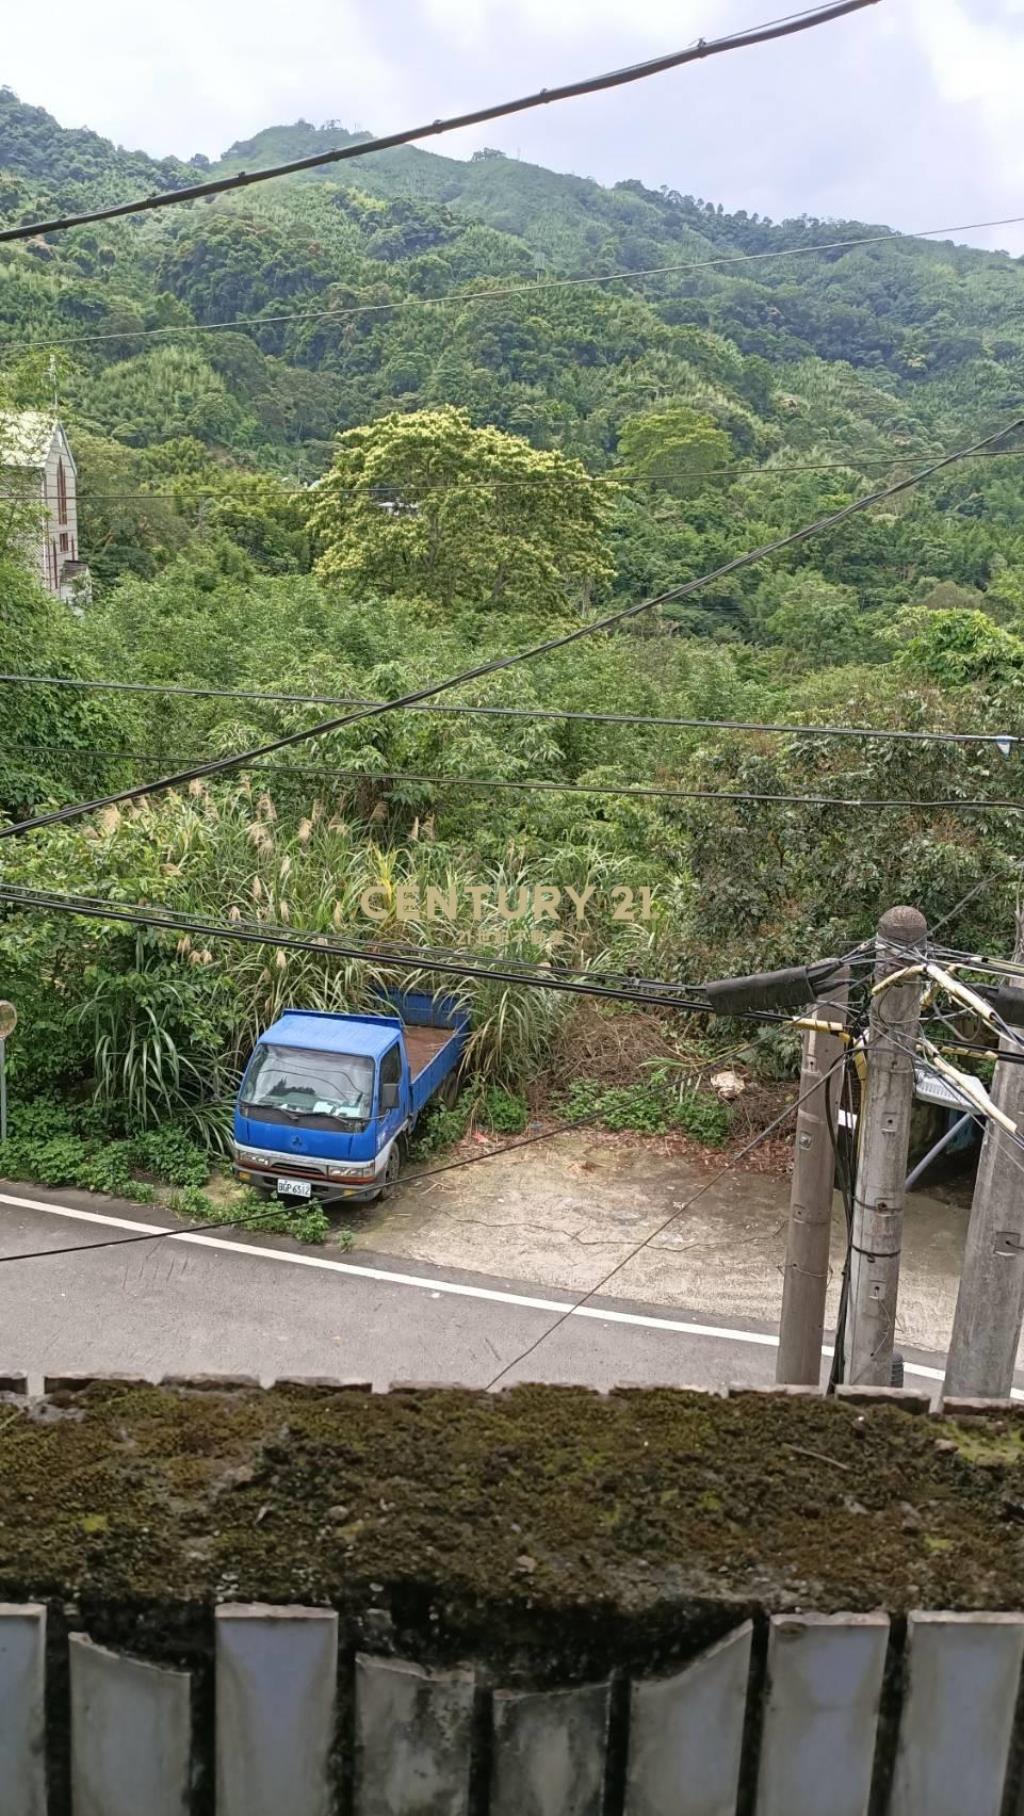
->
[755,570,874,668]
[617,406,733,497]
[309,407,614,613]
[897,609,1024,689]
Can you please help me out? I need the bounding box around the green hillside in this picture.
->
[1,84,1023,1183]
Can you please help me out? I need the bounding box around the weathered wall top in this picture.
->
[3,1380,1024,1814]
[2,1377,1022,1649]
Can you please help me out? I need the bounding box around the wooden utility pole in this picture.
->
[845,906,927,1386]
[776,968,850,1385]
[944,931,1024,1399]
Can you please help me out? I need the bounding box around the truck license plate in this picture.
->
[277,1177,312,1199]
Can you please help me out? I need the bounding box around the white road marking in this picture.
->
[1,1189,1019,1395]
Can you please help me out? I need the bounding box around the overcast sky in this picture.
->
[5,0,1024,253]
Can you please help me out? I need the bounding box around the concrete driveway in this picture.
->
[352,1128,976,1362]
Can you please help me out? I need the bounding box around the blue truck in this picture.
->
[232,991,468,1206]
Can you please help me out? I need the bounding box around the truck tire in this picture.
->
[377,1148,401,1203]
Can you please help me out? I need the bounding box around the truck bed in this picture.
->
[405,1023,456,1084]
[404,1019,466,1118]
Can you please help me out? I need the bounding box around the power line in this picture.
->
[5,446,1024,502]
[0,883,874,1025]
[930,866,1016,941]
[0,884,740,1017]
[11,207,1024,357]
[0,1111,608,1268]
[1,671,1016,748]
[0,886,872,1034]
[4,747,1022,813]
[485,1041,855,1387]
[0,1,878,247]
[3,409,1019,848]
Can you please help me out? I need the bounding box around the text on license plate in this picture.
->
[277,1177,312,1199]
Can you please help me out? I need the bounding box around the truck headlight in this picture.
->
[234,1147,266,1168]
[328,1163,376,1181]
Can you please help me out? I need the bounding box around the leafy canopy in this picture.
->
[309,407,615,612]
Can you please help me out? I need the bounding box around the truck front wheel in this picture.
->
[376,1149,401,1203]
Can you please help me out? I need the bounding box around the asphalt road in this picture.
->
[0,1183,1005,1400]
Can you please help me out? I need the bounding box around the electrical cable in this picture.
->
[0,883,789,1019]
[887,1028,1024,1175]
[3,745,1021,813]
[11,206,1024,357]
[5,449,1024,495]
[1,672,1017,747]
[929,868,1014,942]
[825,1053,857,1393]
[0,878,872,1005]
[0,1,878,246]
[484,1041,855,1387]
[0,1109,609,1268]
[3,409,1020,848]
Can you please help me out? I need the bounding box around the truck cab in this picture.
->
[232,994,467,1207]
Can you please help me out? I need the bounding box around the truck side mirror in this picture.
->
[380,1081,400,1111]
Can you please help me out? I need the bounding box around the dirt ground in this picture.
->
[349,1128,975,1357]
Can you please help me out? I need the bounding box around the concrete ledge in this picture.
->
[0,1374,27,1394]
[159,1373,262,1390]
[272,1376,373,1392]
[386,1380,470,1393]
[940,1396,1019,1418]
[728,1383,823,1399]
[44,1372,150,1393]
[611,1381,724,1396]
[834,1385,932,1413]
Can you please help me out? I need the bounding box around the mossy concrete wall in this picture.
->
[2,1377,1024,1812]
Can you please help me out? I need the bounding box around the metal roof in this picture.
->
[259,1010,402,1060]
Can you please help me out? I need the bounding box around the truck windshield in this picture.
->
[240,1044,375,1130]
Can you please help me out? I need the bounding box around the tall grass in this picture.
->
[4,781,668,1126]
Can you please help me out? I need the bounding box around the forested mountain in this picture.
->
[1,84,1023,1181]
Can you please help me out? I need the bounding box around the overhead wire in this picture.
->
[0,1,879,246]
[0,672,1018,748]
[10,209,1024,357]
[4,449,1024,497]
[885,1026,1024,1172]
[928,868,1016,942]
[484,1041,855,1387]
[0,1110,610,1267]
[2,745,1021,814]
[7,452,1023,504]
[4,409,1022,849]
[0,963,858,1273]
[0,884,779,1019]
